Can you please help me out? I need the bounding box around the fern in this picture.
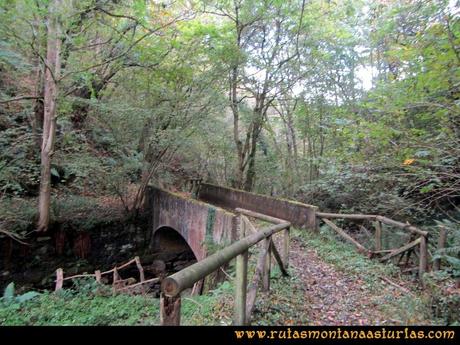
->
[433,220,460,278]
[1,282,40,305]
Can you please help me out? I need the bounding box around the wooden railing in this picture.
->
[159,208,291,325]
[316,212,429,280]
[54,256,159,293]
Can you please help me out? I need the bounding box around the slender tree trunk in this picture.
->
[285,100,299,192]
[244,103,265,192]
[231,63,244,189]
[302,138,305,158]
[33,62,44,147]
[287,111,299,173]
[228,1,244,189]
[243,121,259,192]
[308,136,313,182]
[283,118,294,194]
[37,0,62,232]
[279,107,294,195]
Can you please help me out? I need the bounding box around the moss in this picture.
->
[206,207,216,240]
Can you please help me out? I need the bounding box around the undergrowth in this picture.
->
[0,277,233,325]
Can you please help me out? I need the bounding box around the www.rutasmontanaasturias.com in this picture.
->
[234,328,456,340]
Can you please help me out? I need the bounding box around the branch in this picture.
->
[0,229,30,245]
[0,96,42,104]
[59,13,187,81]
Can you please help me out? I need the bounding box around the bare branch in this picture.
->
[0,96,43,104]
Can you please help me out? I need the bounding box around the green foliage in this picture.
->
[0,290,160,326]
[432,219,460,279]
[0,198,37,235]
[1,283,40,307]
[296,164,428,222]
[424,270,460,325]
[50,194,123,231]
[0,276,235,325]
[0,40,30,70]
[0,122,40,197]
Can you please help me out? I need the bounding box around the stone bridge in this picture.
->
[145,184,318,263]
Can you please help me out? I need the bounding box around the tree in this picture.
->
[1,0,191,230]
[204,0,304,191]
[37,0,62,231]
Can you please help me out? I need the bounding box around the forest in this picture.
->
[0,0,459,326]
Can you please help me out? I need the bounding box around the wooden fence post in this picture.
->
[234,249,248,325]
[135,256,145,293]
[419,235,428,283]
[306,207,318,232]
[95,270,101,283]
[262,237,271,292]
[160,293,181,325]
[282,227,290,269]
[234,214,248,325]
[55,268,63,291]
[433,227,447,271]
[112,267,121,294]
[375,221,382,251]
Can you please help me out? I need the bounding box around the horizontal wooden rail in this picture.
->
[375,216,428,237]
[316,212,377,220]
[316,212,428,237]
[116,277,159,291]
[379,237,422,262]
[55,256,149,292]
[319,213,428,281]
[161,221,291,298]
[236,208,288,224]
[59,257,141,282]
[321,218,370,254]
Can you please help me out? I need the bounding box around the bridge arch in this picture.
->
[147,186,237,262]
[152,226,199,262]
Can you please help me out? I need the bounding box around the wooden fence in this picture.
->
[316,212,430,279]
[54,256,159,293]
[159,208,291,326]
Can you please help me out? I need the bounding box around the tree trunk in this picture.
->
[244,143,257,191]
[287,108,299,176]
[243,111,263,192]
[231,62,244,189]
[279,100,299,195]
[37,0,62,232]
[33,61,44,147]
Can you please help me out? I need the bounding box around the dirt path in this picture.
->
[288,237,401,325]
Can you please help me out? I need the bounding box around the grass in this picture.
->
[0,278,234,326]
[0,292,160,325]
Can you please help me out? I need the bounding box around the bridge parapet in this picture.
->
[197,183,318,231]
